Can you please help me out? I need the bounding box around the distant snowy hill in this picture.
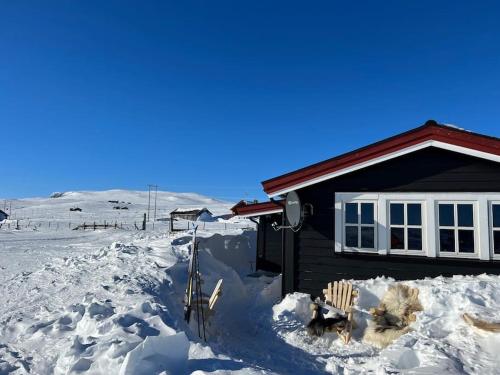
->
[1,189,233,224]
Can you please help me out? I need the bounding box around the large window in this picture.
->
[389,202,423,252]
[438,203,476,255]
[335,193,500,259]
[344,202,376,250]
[492,204,500,256]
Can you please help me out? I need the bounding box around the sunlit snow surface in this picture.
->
[1,190,500,374]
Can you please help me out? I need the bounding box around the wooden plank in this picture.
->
[326,282,332,304]
[332,281,338,306]
[344,284,353,311]
[208,279,223,310]
[337,282,343,309]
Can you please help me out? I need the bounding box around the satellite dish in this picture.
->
[285,191,302,228]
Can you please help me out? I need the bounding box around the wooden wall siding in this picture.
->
[284,147,500,296]
[296,253,500,297]
[256,214,282,273]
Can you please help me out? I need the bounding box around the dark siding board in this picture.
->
[326,147,500,193]
[281,147,500,297]
[256,214,282,273]
[296,239,335,249]
[294,253,500,297]
[283,229,295,295]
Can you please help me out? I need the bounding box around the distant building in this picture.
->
[0,209,9,221]
[170,207,213,231]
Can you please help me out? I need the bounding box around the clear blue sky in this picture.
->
[2,1,500,201]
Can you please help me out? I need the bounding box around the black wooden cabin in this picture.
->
[260,121,500,297]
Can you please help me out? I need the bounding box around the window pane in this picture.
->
[345,203,358,224]
[439,229,455,252]
[390,227,405,249]
[494,231,500,254]
[458,230,475,253]
[361,203,374,224]
[361,227,374,248]
[345,226,358,247]
[390,204,404,225]
[439,204,454,226]
[407,204,422,226]
[457,204,474,227]
[407,228,422,250]
[493,205,500,228]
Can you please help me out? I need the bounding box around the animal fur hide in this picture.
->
[363,284,422,348]
[463,313,500,332]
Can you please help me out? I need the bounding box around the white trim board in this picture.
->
[268,140,500,197]
[237,208,283,218]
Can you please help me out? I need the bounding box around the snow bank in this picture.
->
[272,292,312,324]
[197,230,256,275]
[119,332,190,375]
[270,275,500,374]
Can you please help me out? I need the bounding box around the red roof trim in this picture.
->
[262,121,500,195]
[232,200,284,216]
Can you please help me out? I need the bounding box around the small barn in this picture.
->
[232,200,284,273]
[249,120,500,297]
[170,207,213,231]
[0,209,9,221]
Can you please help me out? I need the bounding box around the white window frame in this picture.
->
[388,200,427,256]
[335,192,500,260]
[342,200,377,252]
[490,202,500,260]
[436,201,479,259]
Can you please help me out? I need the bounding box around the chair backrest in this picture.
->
[323,281,355,312]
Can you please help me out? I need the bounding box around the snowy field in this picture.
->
[2,190,500,374]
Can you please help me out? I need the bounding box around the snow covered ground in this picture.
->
[2,190,500,374]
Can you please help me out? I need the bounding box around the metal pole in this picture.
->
[153,185,158,223]
[147,185,151,222]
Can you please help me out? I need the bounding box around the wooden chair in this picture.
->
[321,281,358,344]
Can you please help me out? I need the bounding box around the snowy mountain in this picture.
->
[1,189,232,224]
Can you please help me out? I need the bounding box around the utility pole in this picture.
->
[147,184,159,224]
[147,185,152,222]
[153,185,158,225]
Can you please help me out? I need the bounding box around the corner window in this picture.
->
[492,204,500,256]
[389,202,423,252]
[438,203,476,255]
[344,202,376,250]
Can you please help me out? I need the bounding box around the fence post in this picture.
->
[94,222,96,230]
[142,213,146,231]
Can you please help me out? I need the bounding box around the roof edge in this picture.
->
[262,121,500,196]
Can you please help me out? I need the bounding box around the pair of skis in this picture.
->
[183,226,206,341]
